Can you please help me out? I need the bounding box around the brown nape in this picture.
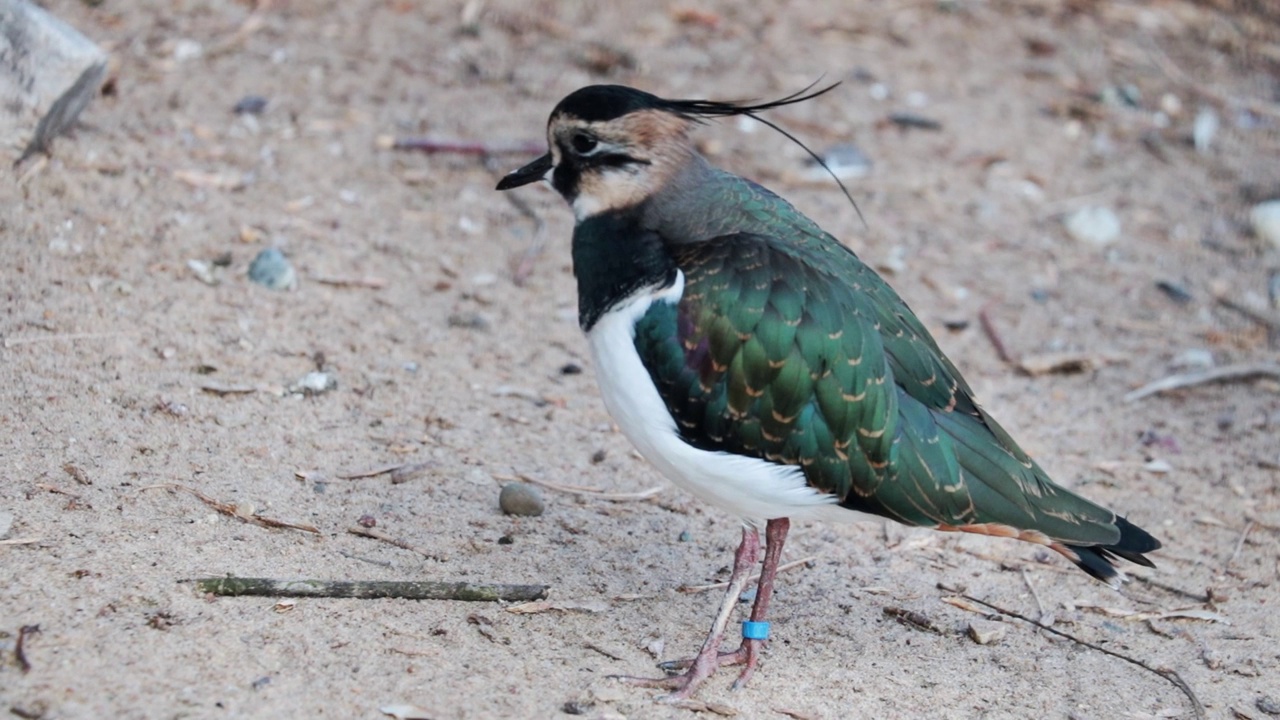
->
[613,108,695,147]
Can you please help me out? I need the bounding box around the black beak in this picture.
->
[496,153,553,191]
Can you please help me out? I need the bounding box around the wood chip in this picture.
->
[505,599,608,614]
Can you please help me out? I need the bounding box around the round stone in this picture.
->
[499,483,545,517]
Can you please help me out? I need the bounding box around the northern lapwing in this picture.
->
[496,84,1160,700]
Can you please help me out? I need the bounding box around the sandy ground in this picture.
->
[3,1,1279,718]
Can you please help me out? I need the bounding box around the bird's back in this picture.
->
[631,167,1159,581]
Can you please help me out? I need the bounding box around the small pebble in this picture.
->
[1064,206,1121,246]
[187,259,218,286]
[499,483,545,517]
[808,143,872,180]
[1170,348,1215,371]
[887,112,941,131]
[357,515,376,528]
[1257,695,1280,716]
[1193,106,1219,153]
[968,619,1006,645]
[678,530,692,542]
[292,371,337,395]
[233,95,269,115]
[1155,280,1193,304]
[497,534,515,545]
[560,362,583,375]
[248,248,297,291]
[0,511,14,539]
[590,449,607,464]
[1249,200,1280,250]
[878,245,908,275]
[171,39,203,61]
[447,311,490,331]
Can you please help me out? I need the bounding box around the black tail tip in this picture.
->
[1067,516,1162,584]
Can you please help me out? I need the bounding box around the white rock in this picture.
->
[1064,206,1121,246]
[1250,200,1280,250]
[968,619,1006,645]
[1170,348,1215,371]
[1193,107,1218,154]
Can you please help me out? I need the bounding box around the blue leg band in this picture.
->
[742,621,770,640]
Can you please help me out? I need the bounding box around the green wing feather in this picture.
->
[632,177,1158,576]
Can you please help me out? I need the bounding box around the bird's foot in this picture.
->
[611,639,763,700]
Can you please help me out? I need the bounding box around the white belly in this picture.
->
[585,271,847,526]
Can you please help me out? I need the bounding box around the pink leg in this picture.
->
[612,525,760,700]
[730,517,789,689]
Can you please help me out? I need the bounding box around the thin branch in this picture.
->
[677,556,817,594]
[140,483,320,534]
[978,300,1016,365]
[3,331,134,348]
[1123,363,1280,402]
[16,624,39,673]
[1129,575,1212,604]
[1225,521,1256,573]
[393,137,545,156]
[188,576,548,602]
[347,526,445,561]
[960,594,1205,720]
[508,473,664,502]
[1215,294,1280,335]
[1021,569,1050,624]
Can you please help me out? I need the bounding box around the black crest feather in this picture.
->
[553,81,865,226]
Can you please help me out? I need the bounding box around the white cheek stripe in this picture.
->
[587,270,861,526]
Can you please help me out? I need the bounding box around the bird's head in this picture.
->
[496,83,843,221]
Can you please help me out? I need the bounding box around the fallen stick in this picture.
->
[189,576,549,602]
[1123,362,1280,402]
[677,556,817,594]
[505,473,664,502]
[392,137,544,155]
[1214,294,1280,335]
[959,594,1205,720]
[977,300,1016,365]
[140,483,320,534]
[347,525,444,561]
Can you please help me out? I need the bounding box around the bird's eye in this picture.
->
[571,133,598,154]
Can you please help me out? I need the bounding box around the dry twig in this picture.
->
[392,137,544,156]
[191,576,548,602]
[347,526,444,561]
[1225,521,1256,573]
[15,624,39,673]
[140,483,320,534]
[978,301,1016,365]
[501,473,664,502]
[1215,294,1280,336]
[960,594,1205,720]
[1123,363,1280,402]
[312,275,387,289]
[3,331,133,348]
[677,556,817,594]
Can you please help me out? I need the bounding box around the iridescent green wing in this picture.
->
[633,232,1146,558]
